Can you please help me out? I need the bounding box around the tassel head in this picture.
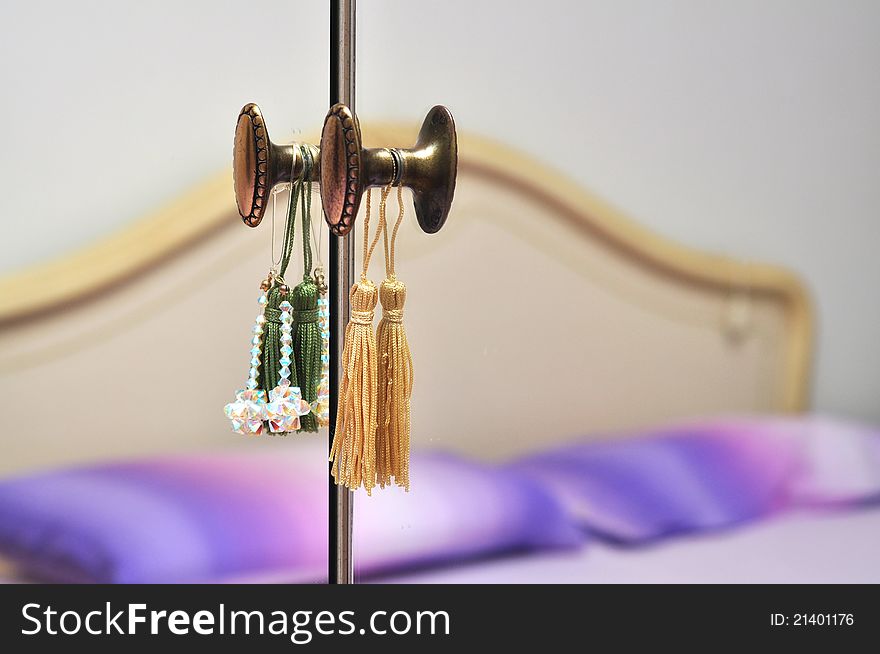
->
[291,276,321,432]
[351,277,379,314]
[379,278,406,313]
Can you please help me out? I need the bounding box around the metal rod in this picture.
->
[328,0,355,585]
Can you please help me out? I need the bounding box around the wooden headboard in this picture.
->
[0,124,812,474]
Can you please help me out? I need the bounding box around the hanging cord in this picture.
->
[309,189,324,272]
[382,185,405,279]
[299,146,314,277]
[289,145,322,432]
[308,177,328,295]
[376,185,414,490]
[270,148,298,273]
[259,155,303,398]
[330,187,387,493]
[362,186,388,280]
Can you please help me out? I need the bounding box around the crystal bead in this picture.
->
[250,346,261,356]
[225,389,267,435]
[239,388,266,403]
[246,378,257,390]
[258,294,268,305]
[277,377,290,387]
[295,402,311,416]
[267,412,299,433]
[279,300,292,311]
[249,366,259,379]
[271,384,291,401]
[280,334,292,345]
[280,356,291,366]
[256,314,266,324]
[278,367,291,379]
[250,356,261,367]
[280,344,293,356]
[281,312,293,323]
[311,384,330,425]
[265,384,309,432]
[252,335,262,346]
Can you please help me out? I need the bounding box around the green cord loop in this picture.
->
[259,144,322,432]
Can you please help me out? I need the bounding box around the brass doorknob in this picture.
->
[320,104,458,235]
[232,103,319,227]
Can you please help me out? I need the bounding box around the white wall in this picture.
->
[1,0,878,421]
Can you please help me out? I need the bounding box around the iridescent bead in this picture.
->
[280,356,291,366]
[258,294,268,306]
[279,300,292,312]
[280,344,293,356]
[311,383,330,426]
[224,389,267,435]
[265,384,311,433]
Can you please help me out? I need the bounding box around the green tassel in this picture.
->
[292,275,322,432]
[260,149,302,402]
[258,144,320,434]
[290,144,322,433]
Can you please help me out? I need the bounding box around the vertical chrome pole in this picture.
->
[329,0,355,585]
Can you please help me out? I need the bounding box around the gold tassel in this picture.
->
[329,189,385,494]
[376,185,414,490]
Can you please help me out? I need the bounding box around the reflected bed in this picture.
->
[0,124,859,585]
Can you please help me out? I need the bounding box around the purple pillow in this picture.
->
[0,440,579,583]
[507,416,880,543]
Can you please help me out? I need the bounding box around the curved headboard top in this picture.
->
[0,124,812,472]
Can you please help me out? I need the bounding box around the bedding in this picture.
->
[384,509,880,583]
[508,415,880,543]
[0,415,878,583]
[0,441,578,583]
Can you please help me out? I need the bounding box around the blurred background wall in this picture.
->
[1,0,878,422]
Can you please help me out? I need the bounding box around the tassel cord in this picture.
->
[376,185,414,490]
[330,188,386,492]
[290,146,322,432]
